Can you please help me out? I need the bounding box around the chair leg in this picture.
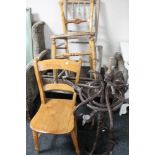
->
[51,38,57,81]
[74,118,78,137]
[89,38,96,79]
[32,130,40,153]
[71,129,80,155]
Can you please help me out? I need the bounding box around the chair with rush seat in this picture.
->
[30,59,81,155]
[51,0,100,79]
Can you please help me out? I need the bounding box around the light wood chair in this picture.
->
[30,59,81,155]
[51,0,100,79]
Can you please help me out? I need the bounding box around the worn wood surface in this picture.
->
[58,0,67,33]
[66,19,87,24]
[51,39,57,80]
[67,0,96,4]
[31,59,81,154]
[89,37,96,79]
[51,32,95,39]
[30,99,75,134]
[56,52,91,58]
[71,129,80,155]
[89,0,95,32]
[33,59,46,104]
[51,0,96,79]
[32,130,40,152]
[37,59,81,83]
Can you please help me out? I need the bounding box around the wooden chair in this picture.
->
[51,0,100,79]
[30,59,81,155]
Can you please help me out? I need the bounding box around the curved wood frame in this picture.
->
[30,59,81,155]
[51,0,97,79]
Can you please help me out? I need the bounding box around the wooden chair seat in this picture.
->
[30,99,75,134]
[50,0,97,79]
[31,59,81,154]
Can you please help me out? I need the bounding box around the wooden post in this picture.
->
[32,130,40,152]
[89,0,95,32]
[71,130,80,155]
[58,0,67,33]
[89,36,96,79]
[33,59,46,104]
[58,0,68,53]
[51,38,57,81]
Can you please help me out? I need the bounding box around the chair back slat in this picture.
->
[58,0,96,33]
[43,83,75,93]
[38,59,81,73]
[33,59,81,104]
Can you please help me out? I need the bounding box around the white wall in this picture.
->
[26,0,129,66]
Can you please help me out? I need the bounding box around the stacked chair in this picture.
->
[51,0,99,79]
[30,59,81,155]
[30,0,100,154]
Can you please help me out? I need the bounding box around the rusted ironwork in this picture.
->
[57,67,128,155]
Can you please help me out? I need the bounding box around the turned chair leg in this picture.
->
[71,129,80,155]
[32,130,40,153]
[89,38,96,79]
[74,118,78,137]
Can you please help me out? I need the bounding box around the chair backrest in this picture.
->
[33,59,81,104]
[58,0,97,33]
